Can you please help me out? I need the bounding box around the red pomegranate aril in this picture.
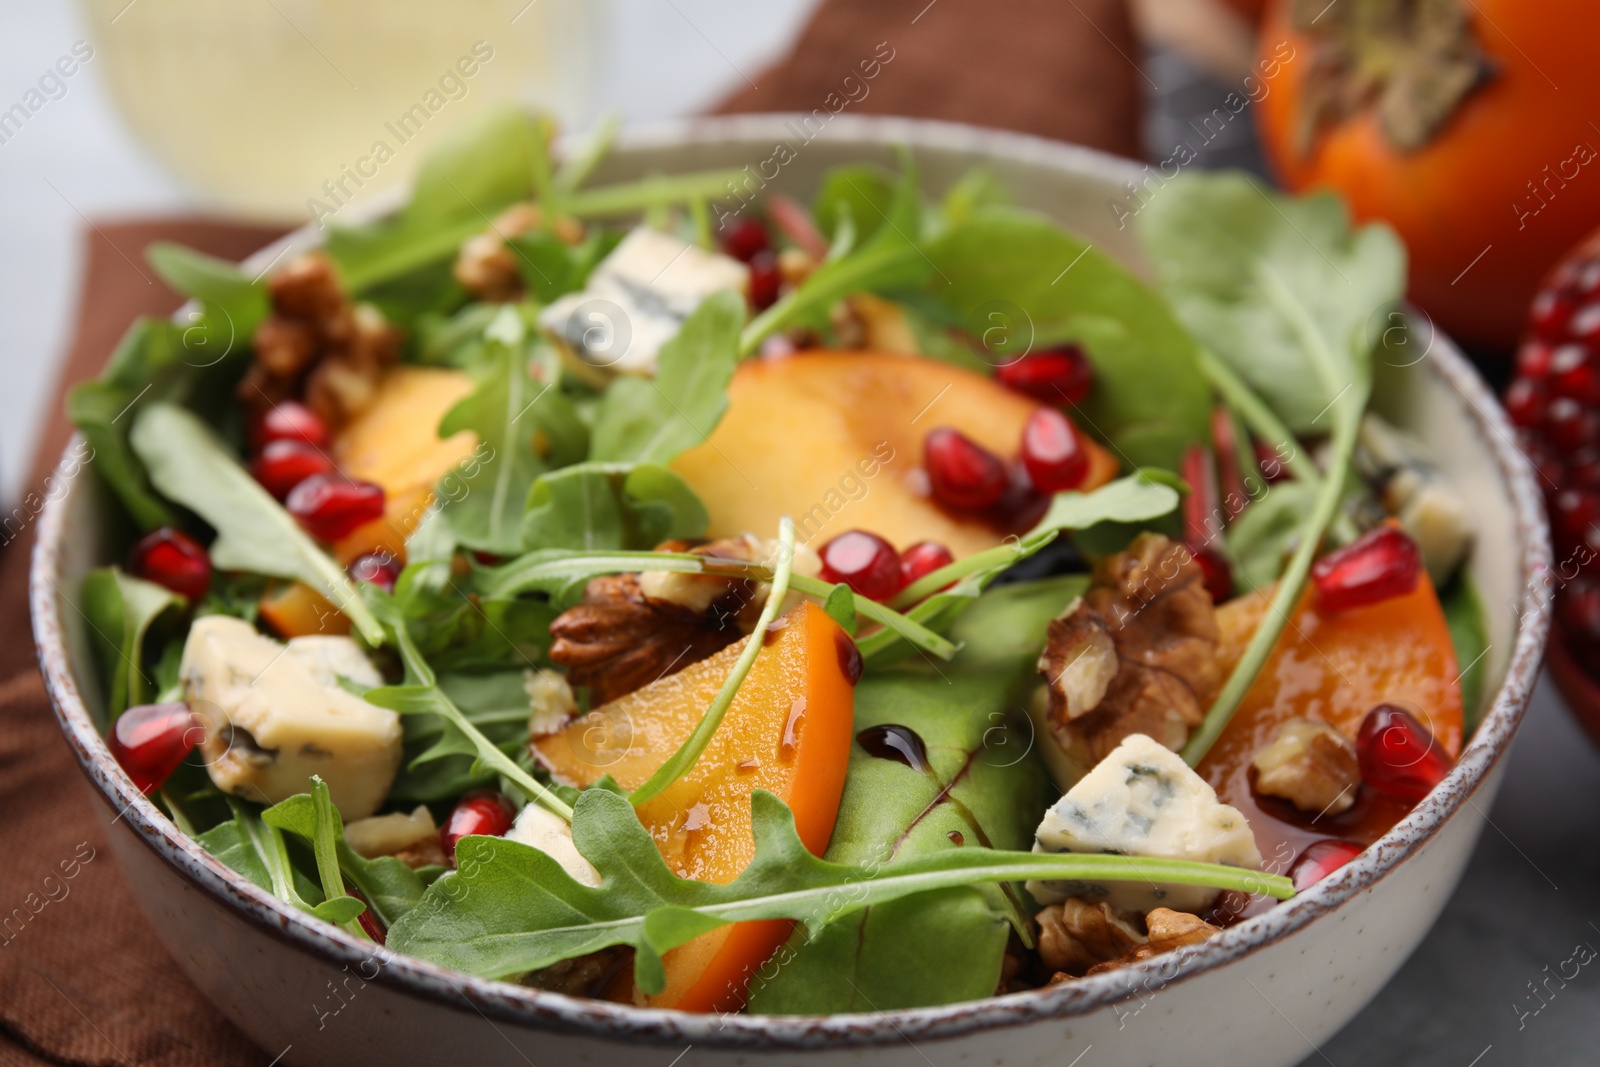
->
[899,540,955,589]
[1575,258,1600,296]
[1356,704,1453,804]
[1554,489,1600,549]
[1545,396,1600,451]
[924,428,1009,510]
[1504,378,1546,428]
[720,217,771,263]
[109,703,200,794]
[128,527,212,601]
[286,475,385,542]
[1020,408,1090,494]
[251,400,329,451]
[1529,290,1576,342]
[1571,301,1600,345]
[441,790,517,865]
[994,346,1094,406]
[1572,449,1600,488]
[1516,342,1554,380]
[747,250,781,311]
[1311,526,1423,614]
[348,551,402,593]
[1188,542,1233,603]
[1557,580,1600,661]
[1289,840,1365,893]
[819,530,904,602]
[1516,429,1565,487]
[252,439,336,499]
[1550,344,1600,403]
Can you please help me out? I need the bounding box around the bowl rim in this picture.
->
[29,112,1553,1051]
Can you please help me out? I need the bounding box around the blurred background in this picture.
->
[4,2,1600,1064]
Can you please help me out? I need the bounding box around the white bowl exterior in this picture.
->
[31,115,1550,1066]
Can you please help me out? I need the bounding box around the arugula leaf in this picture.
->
[751,577,1078,1013]
[1137,172,1405,435]
[363,586,573,821]
[263,779,429,929]
[588,289,743,464]
[128,402,383,644]
[924,207,1211,471]
[434,308,577,555]
[1441,572,1489,733]
[387,786,1290,988]
[1225,480,1317,590]
[199,800,358,925]
[146,242,270,341]
[520,462,707,553]
[80,566,184,721]
[812,163,898,246]
[390,671,534,804]
[741,156,931,354]
[821,583,857,636]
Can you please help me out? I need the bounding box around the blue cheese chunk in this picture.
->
[506,803,601,887]
[1026,733,1262,913]
[538,227,747,381]
[179,616,401,820]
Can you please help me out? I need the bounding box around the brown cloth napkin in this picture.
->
[0,3,1140,1063]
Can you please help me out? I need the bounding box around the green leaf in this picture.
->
[388,786,1289,988]
[822,583,857,636]
[1026,471,1184,538]
[146,242,270,340]
[588,289,743,464]
[812,163,898,246]
[508,229,621,305]
[742,156,931,354]
[435,307,581,555]
[263,780,428,929]
[751,577,1077,1013]
[1441,572,1489,734]
[1137,172,1405,435]
[200,801,345,922]
[80,566,183,721]
[1226,480,1318,591]
[520,462,707,553]
[924,207,1211,471]
[391,670,533,804]
[128,402,383,645]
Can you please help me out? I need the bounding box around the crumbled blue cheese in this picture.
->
[179,616,401,820]
[538,227,747,381]
[1026,733,1263,913]
[524,668,578,737]
[505,803,601,887]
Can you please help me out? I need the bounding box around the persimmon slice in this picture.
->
[1202,572,1465,858]
[534,601,857,1012]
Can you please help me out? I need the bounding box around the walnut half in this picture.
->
[1039,534,1223,771]
[1036,898,1146,977]
[1251,718,1362,816]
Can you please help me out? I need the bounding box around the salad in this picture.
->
[70,108,1489,1015]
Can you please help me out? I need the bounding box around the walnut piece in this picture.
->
[1251,718,1362,815]
[1040,534,1223,769]
[241,252,401,429]
[453,203,585,302]
[1036,898,1146,977]
[1083,908,1221,976]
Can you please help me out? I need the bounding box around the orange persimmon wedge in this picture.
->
[1201,572,1464,851]
[534,601,858,1012]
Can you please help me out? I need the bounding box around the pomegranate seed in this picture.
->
[1504,378,1546,428]
[924,428,1009,510]
[286,475,385,542]
[1254,440,1290,483]
[766,194,829,260]
[1356,704,1453,803]
[1545,396,1600,451]
[1211,407,1247,510]
[1188,542,1233,603]
[1289,840,1365,893]
[1311,526,1422,614]
[1572,449,1600,488]
[109,703,200,794]
[990,460,1050,532]
[128,527,212,601]
[1574,258,1600,296]
[251,400,329,451]
[1571,301,1600,345]
[819,530,904,602]
[994,346,1094,405]
[747,250,781,311]
[441,790,517,865]
[1530,291,1576,341]
[720,218,770,263]
[1516,429,1565,487]
[348,552,402,592]
[1550,344,1600,403]
[900,540,955,589]
[1516,342,1554,380]
[1554,489,1600,550]
[251,439,335,499]
[1020,408,1090,494]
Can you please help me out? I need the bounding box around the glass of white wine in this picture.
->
[81,0,604,220]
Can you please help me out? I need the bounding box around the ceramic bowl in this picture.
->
[31,115,1551,1067]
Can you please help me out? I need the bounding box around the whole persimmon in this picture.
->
[1256,0,1600,349]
